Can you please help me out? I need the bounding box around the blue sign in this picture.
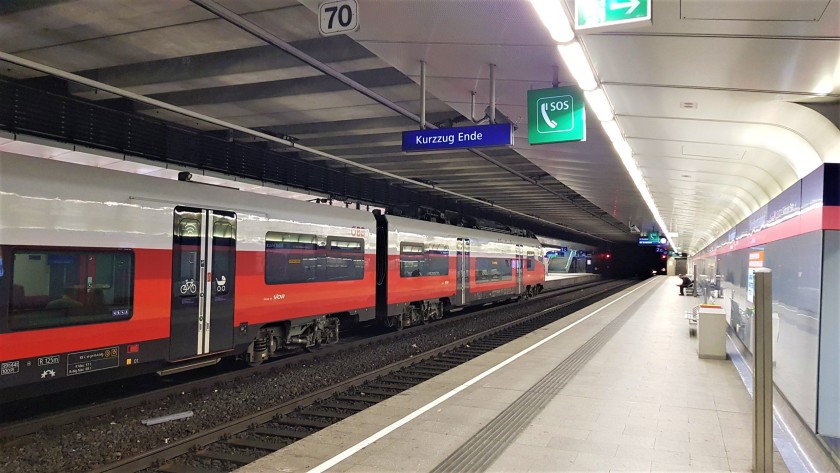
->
[402,124,513,152]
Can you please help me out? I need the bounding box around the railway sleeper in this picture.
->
[317,401,368,411]
[157,462,223,473]
[367,380,416,390]
[355,387,400,396]
[251,426,311,440]
[334,393,386,403]
[225,437,282,452]
[392,372,436,381]
[194,448,260,465]
[276,417,333,429]
[300,408,354,420]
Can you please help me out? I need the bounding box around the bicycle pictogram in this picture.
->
[180,279,197,295]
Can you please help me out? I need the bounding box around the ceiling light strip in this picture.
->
[530,0,674,247]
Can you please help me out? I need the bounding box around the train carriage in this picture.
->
[0,153,547,400]
[375,215,545,328]
[0,154,377,398]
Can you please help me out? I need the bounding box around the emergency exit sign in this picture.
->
[527,86,585,145]
[575,0,651,30]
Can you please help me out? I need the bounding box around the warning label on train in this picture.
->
[67,347,120,376]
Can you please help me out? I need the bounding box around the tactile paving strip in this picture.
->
[430,300,638,472]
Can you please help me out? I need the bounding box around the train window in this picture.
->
[526,252,535,271]
[475,257,513,283]
[174,218,201,297]
[426,244,449,276]
[212,220,235,295]
[265,232,325,284]
[400,243,425,277]
[8,250,134,331]
[325,237,365,281]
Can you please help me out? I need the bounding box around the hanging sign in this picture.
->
[527,86,586,144]
[402,124,513,152]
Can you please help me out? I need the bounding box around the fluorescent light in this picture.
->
[557,41,597,91]
[529,0,575,43]
[602,120,623,144]
[613,139,633,162]
[584,88,613,121]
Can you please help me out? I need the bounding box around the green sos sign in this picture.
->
[527,87,586,145]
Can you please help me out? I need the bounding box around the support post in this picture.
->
[420,60,426,129]
[753,268,773,472]
[489,63,496,124]
[470,91,481,122]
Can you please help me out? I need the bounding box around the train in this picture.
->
[0,153,545,399]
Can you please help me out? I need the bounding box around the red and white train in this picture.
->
[0,153,545,399]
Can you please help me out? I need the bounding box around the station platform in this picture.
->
[544,272,601,291]
[238,276,833,473]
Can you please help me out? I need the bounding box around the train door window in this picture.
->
[212,218,235,295]
[426,244,449,276]
[174,218,201,297]
[8,250,134,331]
[475,257,513,283]
[400,243,425,277]
[265,232,324,284]
[526,252,535,271]
[326,237,365,281]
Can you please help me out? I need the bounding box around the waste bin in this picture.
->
[697,304,727,359]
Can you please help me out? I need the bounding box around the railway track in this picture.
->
[0,279,632,473]
[0,280,606,437]
[89,280,632,473]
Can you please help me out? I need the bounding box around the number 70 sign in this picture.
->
[319,0,359,36]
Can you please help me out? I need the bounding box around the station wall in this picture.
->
[692,163,839,439]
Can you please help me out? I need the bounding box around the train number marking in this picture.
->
[1,361,20,375]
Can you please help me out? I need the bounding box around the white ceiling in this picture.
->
[1,0,838,253]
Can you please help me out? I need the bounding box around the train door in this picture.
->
[516,245,524,293]
[170,207,237,361]
[456,238,470,305]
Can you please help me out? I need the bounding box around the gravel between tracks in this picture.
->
[0,291,604,473]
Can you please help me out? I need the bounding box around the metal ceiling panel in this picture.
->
[680,0,831,21]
